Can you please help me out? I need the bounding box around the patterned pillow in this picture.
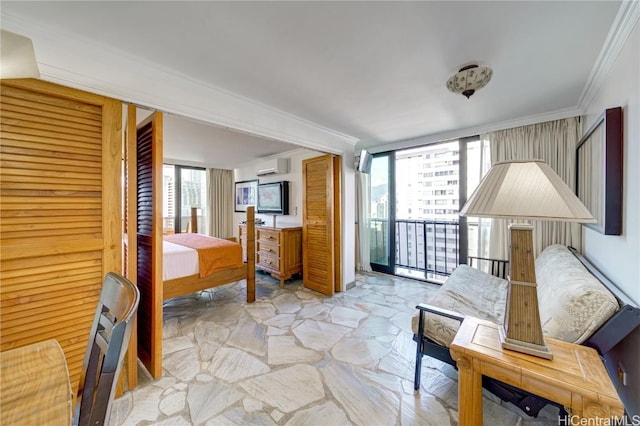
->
[536,245,619,344]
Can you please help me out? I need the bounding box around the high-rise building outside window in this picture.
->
[369,138,490,283]
[163,164,207,234]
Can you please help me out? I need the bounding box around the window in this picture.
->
[163,165,207,234]
[370,137,488,283]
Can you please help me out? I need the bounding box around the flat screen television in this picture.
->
[257,181,289,215]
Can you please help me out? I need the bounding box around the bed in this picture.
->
[162,219,255,301]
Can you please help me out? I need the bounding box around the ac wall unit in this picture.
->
[256,157,289,176]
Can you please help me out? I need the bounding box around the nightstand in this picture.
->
[449,317,624,426]
[239,225,302,288]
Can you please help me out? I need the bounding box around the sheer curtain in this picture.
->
[355,172,372,272]
[468,137,493,260]
[207,168,234,238]
[486,117,581,259]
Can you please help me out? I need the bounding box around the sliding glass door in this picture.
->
[369,137,488,283]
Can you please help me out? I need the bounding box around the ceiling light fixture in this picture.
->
[446,64,492,99]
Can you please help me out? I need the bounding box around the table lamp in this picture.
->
[460,159,596,359]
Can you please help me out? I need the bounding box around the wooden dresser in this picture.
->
[239,225,302,287]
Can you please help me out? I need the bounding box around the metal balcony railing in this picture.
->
[395,219,459,277]
[369,218,460,280]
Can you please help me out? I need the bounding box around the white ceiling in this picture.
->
[1,1,627,167]
[162,113,301,169]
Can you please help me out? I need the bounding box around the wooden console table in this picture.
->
[0,339,73,425]
[450,317,624,426]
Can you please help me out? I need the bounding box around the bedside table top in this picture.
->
[450,316,623,418]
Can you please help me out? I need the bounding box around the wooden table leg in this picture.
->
[457,355,483,426]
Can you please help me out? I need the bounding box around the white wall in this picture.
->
[233,148,356,288]
[582,22,639,305]
[233,149,322,230]
[582,22,639,416]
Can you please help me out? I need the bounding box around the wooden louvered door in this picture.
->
[302,154,342,295]
[0,79,122,392]
[133,112,163,378]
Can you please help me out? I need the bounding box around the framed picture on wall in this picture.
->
[234,179,258,212]
[575,106,623,235]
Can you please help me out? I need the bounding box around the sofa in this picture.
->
[412,244,639,417]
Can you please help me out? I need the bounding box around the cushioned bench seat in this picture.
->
[411,265,508,347]
[412,244,619,349]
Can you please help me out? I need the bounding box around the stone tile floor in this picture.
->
[110,271,560,425]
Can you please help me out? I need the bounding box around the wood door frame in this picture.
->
[333,155,342,292]
[123,104,138,390]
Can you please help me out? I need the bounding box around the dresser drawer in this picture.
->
[238,225,302,288]
[257,228,280,243]
[257,253,279,272]
[257,241,279,257]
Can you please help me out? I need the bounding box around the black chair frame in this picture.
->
[74,272,140,426]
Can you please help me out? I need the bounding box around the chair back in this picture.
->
[74,272,140,426]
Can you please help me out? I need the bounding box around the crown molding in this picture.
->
[365,107,582,154]
[578,0,640,111]
[1,11,358,154]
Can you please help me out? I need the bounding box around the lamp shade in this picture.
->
[460,160,596,223]
[1,30,40,79]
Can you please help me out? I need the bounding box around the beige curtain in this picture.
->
[487,117,581,258]
[355,172,372,272]
[207,168,233,238]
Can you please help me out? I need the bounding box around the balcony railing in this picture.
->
[369,218,460,281]
[369,218,389,265]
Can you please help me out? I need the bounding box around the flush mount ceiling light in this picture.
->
[446,64,492,99]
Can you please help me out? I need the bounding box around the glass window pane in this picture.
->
[180,168,207,233]
[163,165,175,234]
[466,139,491,259]
[395,141,460,280]
[370,155,390,267]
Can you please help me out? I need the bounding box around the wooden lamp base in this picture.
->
[501,223,553,360]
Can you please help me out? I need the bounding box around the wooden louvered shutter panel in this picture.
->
[0,79,121,392]
[302,154,335,296]
[134,112,163,378]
